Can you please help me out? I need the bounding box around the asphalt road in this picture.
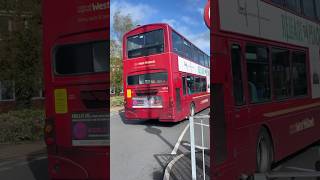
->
[0,155,48,180]
[110,108,210,180]
[270,143,320,180]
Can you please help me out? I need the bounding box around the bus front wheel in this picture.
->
[256,128,273,173]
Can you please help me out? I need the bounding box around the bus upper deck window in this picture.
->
[55,41,108,75]
[127,29,164,58]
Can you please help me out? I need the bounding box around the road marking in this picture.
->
[0,160,20,167]
[182,142,209,150]
[0,156,47,172]
[285,166,316,172]
[163,154,185,180]
[194,122,210,127]
[16,161,29,166]
[194,115,210,119]
[171,124,190,155]
[0,167,11,172]
[273,165,282,171]
[34,156,47,161]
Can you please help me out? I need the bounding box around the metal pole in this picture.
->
[317,145,320,180]
[189,115,197,180]
[201,119,206,180]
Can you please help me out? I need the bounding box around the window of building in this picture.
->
[285,0,301,12]
[292,51,308,96]
[316,0,320,20]
[231,44,245,106]
[246,45,271,103]
[271,0,284,6]
[272,48,291,99]
[0,81,15,101]
[0,17,9,34]
[302,0,316,19]
[110,87,115,95]
[32,88,45,99]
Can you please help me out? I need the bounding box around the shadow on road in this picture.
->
[26,149,49,180]
[153,154,176,180]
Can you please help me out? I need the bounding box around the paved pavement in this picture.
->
[110,108,210,180]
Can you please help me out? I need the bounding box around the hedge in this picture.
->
[0,109,44,143]
[111,96,124,107]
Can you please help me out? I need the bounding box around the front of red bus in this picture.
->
[123,24,176,122]
[43,0,109,179]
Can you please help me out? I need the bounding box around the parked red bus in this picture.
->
[43,0,109,179]
[123,23,210,122]
[209,0,320,179]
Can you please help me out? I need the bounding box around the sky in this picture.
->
[110,0,210,55]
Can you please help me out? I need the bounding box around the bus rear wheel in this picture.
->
[256,128,273,173]
[190,103,195,117]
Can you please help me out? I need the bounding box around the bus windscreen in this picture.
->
[127,72,167,85]
[127,29,164,58]
[55,41,108,75]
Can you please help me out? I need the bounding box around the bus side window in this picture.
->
[231,44,245,106]
[246,45,271,103]
[182,77,187,95]
[187,76,194,95]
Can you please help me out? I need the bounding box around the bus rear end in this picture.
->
[123,24,177,122]
[43,0,109,179]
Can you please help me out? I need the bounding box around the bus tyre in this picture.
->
[190,103,195,117]
[256,128,273,173]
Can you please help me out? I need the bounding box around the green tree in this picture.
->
[111,11,136,95]
[0,0,42,108]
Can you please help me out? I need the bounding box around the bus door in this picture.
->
[174,77,182,113]
[181,76,188,116]
[229,42,251,169]
[211,37,237,179]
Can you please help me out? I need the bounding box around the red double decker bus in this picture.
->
[208,0,320,179]
[43,0,109,179]
[123,23,210,122]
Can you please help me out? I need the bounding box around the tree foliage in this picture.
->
[111,10,136,95]
[0,0,42,108]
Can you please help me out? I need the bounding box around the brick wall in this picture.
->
[0,98,44,113]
